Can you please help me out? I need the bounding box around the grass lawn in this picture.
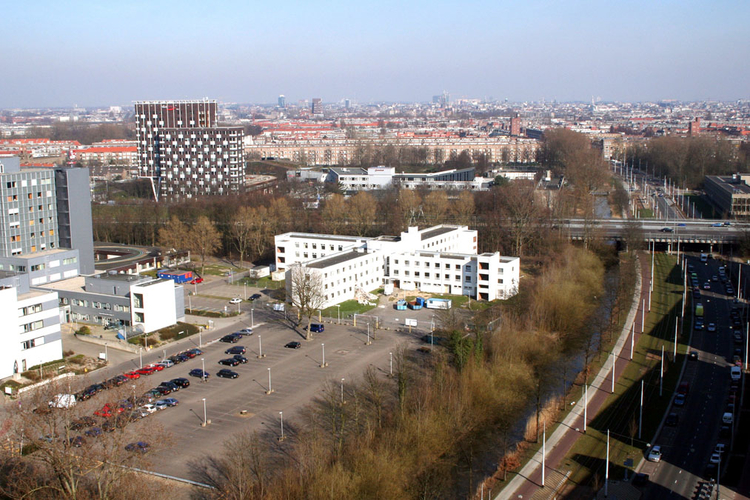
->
[321,299,377,318]
[200,263,245,276]
[558,252,686,487]
[235,276,285,290]
[638,208,654,218]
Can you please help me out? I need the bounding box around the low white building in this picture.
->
[0,285,63,379]
[276,224,519,308]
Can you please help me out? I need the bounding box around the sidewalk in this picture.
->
[497,254,645,499]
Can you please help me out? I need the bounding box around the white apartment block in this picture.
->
[276,225,519,308]
[0,285,63,379]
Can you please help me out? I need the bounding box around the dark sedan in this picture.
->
[233,355,248,364]
[220,334,241,343]
[225,346,246,355]
[170,377,190,388]
[216,369,239,379]
[188,369,210,379]
[218,358,240,367]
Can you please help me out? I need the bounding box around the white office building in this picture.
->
[275,225,519,308]
[0,285,62,379]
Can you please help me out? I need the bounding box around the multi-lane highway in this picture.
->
[559,219,746,244]
[640,255,743,498]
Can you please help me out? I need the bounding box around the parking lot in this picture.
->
[116,305,419,479]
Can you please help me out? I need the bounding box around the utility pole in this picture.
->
[638,380,643,439]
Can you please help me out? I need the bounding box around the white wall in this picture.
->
[0,287,19,378]
[130,279,177,334]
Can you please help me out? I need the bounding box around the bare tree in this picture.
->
[191,216,222,276]
[423,191,449,225]
[321,194,348,235]
[348,191,377,236]
[158,215,187,252]
[230,206,254,267]
[289,264,327,340]
[397,189,422,230]
[451,190,475,226]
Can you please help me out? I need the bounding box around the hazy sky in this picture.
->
[3,0,749,108]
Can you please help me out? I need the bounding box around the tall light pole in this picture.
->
[642,299,646,334]
[639,380,644,439]
[257,335,265,358]
[341,378,345,404]
[542,421,546,487]
[630,323,635,360]
[202,398,207,426]
[251,307,254,328]
[201,358,206,382]
[389,352,393,376]
[366,323,371,345]
[660,345,664,396]
[336,304,340,325]
[139,348,143,368]
[605,429,610,497]
[673,322,678,360]
[199,329,202,348]
[279,411,285,441]
[583,383,588,433]
[266,367,274,394]
[611,351,616,394]
[320,343,327,368]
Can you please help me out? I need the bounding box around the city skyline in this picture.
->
[3,0,750,108]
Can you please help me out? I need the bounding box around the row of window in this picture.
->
[5,177,52,189]
[393,259,470,271]
[19,303,43,316]
[5,190,51,202]
[21,337,44,350]
[22,320,44,333]
[64,297,130,313]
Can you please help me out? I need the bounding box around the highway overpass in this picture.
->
[560,219,748,245]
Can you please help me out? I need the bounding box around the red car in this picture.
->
[146,363,165,372]
[190,277,204,284]
[136,367,156,376]
[94,404,113,418]
[181,351,197,359]
[123,371,140,380]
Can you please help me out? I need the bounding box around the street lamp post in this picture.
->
[104,343,108,362]
[336,304,340,325]
[257,335,265,358]
[279,411,285,441]
[390,352,393,376]
[202,398,207,426]
[341,378,345,404]
[202,358,206,382]
[139,348,143,368]
[199,330,202,348]
[320,343,327,368]
[366,323,371,345]
[266,367,274,394]
[251,307,254,328]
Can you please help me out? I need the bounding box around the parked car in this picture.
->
[187,348,203,356]
[140,404,157,414]
[225,346,246,355]
[647,446,662,463]
[233,355,248,364]
[722,412,734,424]
[218,358,240,367]
[217,369,239,379]
[237,328,253,336]
[307,323,325,333]
[154,386,172,396]
[673,393,686,407]
[160,397,179,407]
[146,363,164,372]
[190,277,204,284]
[285,341,301,349]
[707,323,716,332]
[181,350,197,359]
[154,400,169,411]
[249,293,262,301]
[168,355,184,365]
[158,381,180,393]
[189,368,210,379]
[170,377,190,388]
[229,297,242,304]
[220,334,241,343]
[157,359,174,368]
[689,351,699,361]
[136,367,156,376]
[125,441,150,453]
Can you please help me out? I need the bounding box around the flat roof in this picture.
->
[37,275,87,292]
[282,232,365,243]
[307,250,366,269]
[91,273,147,283]
[19,289,54,300]
[420,226,457,241]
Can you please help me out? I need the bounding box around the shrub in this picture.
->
[77,326,91,335]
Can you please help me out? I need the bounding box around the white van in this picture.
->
[730,366,741,381]
[723,412,734,424]
[700,253,708,263]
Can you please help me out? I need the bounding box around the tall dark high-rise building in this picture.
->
[278,95,286,108]
[135,99,244,200]
[311,98,323,115]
